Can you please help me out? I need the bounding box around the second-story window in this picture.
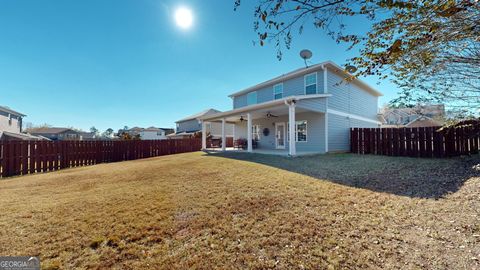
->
[273,83,283,100]
[305,73,317,95]
[247,91,257,105]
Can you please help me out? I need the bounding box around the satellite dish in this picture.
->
[299,49,313,68]
[345,65,358,74]
[300,49,313,60]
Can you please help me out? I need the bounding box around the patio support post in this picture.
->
[247,113,252,152]
[221,118,226,151]
[288,102,296,156]
[201,121,207,150]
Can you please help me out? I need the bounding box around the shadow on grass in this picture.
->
[206,151,480,199]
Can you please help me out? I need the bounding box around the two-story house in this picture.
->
[171,109,234,139]
[140,127,174,140]
[0,105,51,141]
[200,61,382,156]
[119,127,174,140]
[0,105,25,134]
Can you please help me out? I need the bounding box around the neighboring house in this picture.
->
[200,61,383,155]
[0,106,47,141]
[120,127,174,140]
[170,109,234,139]
[28,127,83,141]
[0,105,25,134]
[405,116,443,128]
[139,127,172,140]
[1,131,49,141]
[380,104,445,127]
[78,131,98,141]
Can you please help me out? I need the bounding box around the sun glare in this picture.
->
[175,7,193,29]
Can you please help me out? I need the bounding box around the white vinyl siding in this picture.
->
[247,91,257,105]
[327,70,378,119]
[273,83,283,100]
[232,71,325,109]
[305,73,317,95]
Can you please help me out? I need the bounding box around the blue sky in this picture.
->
[0,0,398,132]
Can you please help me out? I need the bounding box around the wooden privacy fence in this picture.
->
[0,138,201,178]
[350,124,480,158]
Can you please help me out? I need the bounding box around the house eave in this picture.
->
[0,106,26,117]
[200,94,332,121]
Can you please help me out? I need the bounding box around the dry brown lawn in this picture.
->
[0,152,479,269]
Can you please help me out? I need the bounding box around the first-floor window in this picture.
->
[252,125,261,141]
[287,120,308,142]
[296,120,307,142]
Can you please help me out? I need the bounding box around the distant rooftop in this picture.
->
[175,109,221,123]
[28,127,75,134]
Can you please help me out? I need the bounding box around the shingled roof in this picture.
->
[28,127,76,134]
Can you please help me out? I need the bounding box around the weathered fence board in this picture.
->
[351,124,480,158]
[0,138,201,178]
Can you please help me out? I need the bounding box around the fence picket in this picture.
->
[0,138,201,178]
[350,125,480,158]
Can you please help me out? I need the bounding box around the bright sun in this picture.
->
[174,7,193,29]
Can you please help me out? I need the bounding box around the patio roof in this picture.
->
[200,94,331,123]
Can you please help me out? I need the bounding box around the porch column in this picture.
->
[221,118,226,151]
[201,121,207,150]
[247,113,252,152]
[288,102,296,156]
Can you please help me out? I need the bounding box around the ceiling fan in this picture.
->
[266,112,278,118]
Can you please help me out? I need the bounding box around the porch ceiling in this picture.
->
[201,94,330,123]
[231,106,314,123]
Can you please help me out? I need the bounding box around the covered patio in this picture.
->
[199,94,330,156]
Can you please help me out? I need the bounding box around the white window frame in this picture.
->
[252,124,261,141]
[304,72,317,95]
[273,83,283,100]
[274,122,286,149]
[247,91,257,105]
[295,120,308,142]
[286,120,308,142]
